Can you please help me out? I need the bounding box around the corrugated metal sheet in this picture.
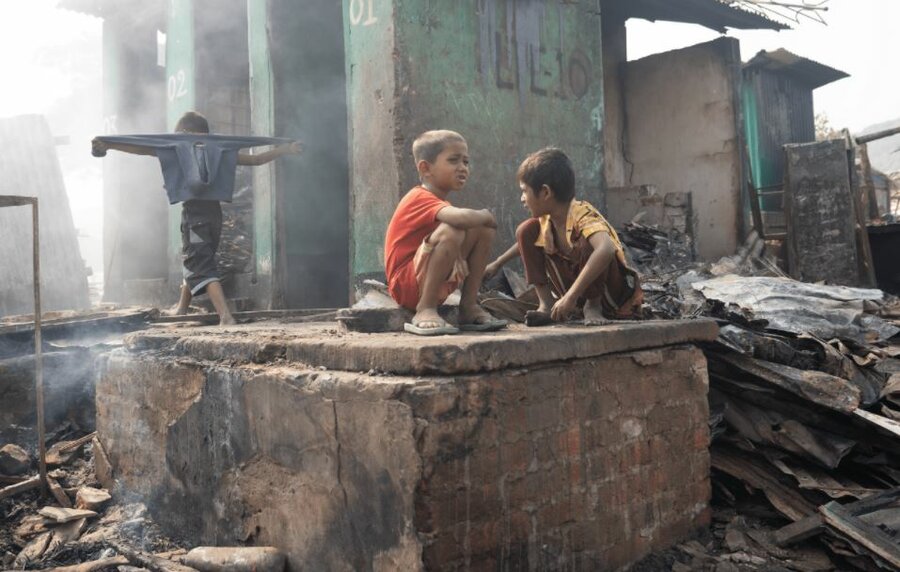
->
[744,49,849,89]
[744,68,816,187]
[0,115,90,317]
[605,0,788,32]
[743,50,844,211]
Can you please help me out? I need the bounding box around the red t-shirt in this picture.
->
[384,186,449,286]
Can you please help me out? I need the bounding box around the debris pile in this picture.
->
[620,223,900,569]
[631,509,838,571]
[0,426,186,571]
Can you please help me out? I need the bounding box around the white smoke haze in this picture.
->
[0,1,104,297]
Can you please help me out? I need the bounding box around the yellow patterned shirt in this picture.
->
[535,200,624,260]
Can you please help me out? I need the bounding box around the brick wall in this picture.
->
[406,345,711,571]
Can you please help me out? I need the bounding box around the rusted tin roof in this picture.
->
[745,48,849,89]
[606,0,788,32]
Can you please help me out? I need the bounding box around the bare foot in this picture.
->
[170,305,189,317]
[218,314,237,326]
[583,297,610,326]
[458,305,507,331]
[458,305,495,325]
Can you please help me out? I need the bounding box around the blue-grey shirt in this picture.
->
[96,134,292,204]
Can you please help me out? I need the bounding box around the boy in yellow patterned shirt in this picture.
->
[485,148,642,326]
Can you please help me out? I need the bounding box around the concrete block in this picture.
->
[98,323,713,571]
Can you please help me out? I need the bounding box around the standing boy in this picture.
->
[92,111,301,325]
[486,147,642,326]
[384,130,507,335]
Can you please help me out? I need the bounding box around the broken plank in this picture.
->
[47,476,72,508]
[711,446,818,522]
[39,506,97,523]
[853,408,900,442]
[59,431,98,453]
[773,514,824,547]
[820,501,900,569]
[14,530,51,568]
[42,556,129,572]
[107,539,199,572]
[711,352,860,413]
[0,475,41,500]
[840,487,900,517]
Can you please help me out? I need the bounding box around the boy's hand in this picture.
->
[484,261,501,281]
[91,137,108,157]
[479,209,498,229]
[282,141,303,155]
[550,293,577,322]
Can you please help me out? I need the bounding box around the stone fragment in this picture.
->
[723,527,749,552]
[714,561,739,572]
[76,486,112,511]
[0,444,32,475]
[38,506,98,523]
[182,547,286,572]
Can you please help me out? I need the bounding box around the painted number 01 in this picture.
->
[167,69,188,102]
[350,0,377,26]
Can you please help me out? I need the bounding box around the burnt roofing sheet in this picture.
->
[745,48,849,89]
[608,0,788,32]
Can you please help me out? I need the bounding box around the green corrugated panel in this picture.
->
[742,82,761,190]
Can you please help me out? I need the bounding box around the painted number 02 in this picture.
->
[167,69,188,102]
[350,0,377,26]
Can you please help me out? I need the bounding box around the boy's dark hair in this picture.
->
[412,130,466,164]
[517,147,575,202]
[175,111,210,134]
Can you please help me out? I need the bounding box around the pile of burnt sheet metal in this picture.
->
[619,223,900,569]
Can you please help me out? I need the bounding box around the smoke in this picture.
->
[0,2,104,309]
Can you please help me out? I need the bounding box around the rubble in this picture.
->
[618,220,900,570]
[0,427,188,571]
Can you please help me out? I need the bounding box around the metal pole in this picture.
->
[33,199,47,490]
[856,125,900,145]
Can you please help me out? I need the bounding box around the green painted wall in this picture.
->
[344,0,604,282]
[165,0,196,283]
[343,0,401,281]
[247,0,277,306]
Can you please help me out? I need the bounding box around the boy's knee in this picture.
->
[431,224,466,249]
[474,225,496,242]
[516,218,541,243]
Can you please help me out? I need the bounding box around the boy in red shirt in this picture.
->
[384,130,507,335]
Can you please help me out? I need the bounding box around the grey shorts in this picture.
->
[180,200,222,296]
